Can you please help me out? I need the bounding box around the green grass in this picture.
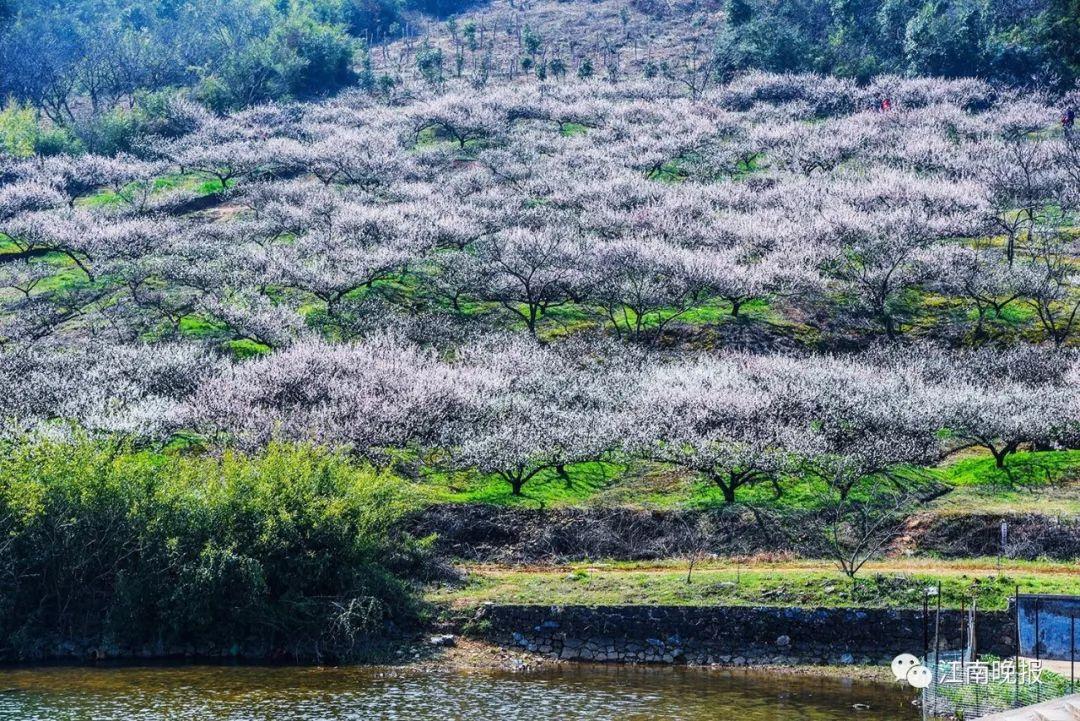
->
[559,122,589,137]
[430,558,1080,611]
[409,450,1080,515]
[926,450,1080,515]
[226,338,272,360]
[534,296,793,341]
[77,173,230,208]
[0,237,22,255]
[422,461,626,507]
[647,152,766,184]
[411,125,486,153]
[648,159,690,183]
[178,314,227,339]
[730,152,764,179]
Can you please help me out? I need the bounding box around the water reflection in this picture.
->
[0,664,919,720]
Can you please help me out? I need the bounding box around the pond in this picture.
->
[0,664,920,720]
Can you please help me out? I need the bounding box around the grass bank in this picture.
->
[418,450,1080,514]
[430,558,1080,612]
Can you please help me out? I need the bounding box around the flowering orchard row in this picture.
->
[0,73,1077,499]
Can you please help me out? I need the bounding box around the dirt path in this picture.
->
[460,558,1080,579]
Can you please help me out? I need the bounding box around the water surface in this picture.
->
[0,664,920,720]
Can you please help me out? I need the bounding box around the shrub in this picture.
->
[73,107,143,156]
[0,437,425,661]
[0,99,37,157]
[271,12,358,98]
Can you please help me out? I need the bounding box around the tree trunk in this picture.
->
[990,442,1017,469]
[718,481,736,504]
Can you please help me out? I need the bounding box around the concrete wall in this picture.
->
[472,604,1016,666]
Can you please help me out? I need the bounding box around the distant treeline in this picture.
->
[0,0,463,118]
[0,0,1076,151]
[718,0,1078,87]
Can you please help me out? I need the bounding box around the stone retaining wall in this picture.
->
[471,604,1016,666]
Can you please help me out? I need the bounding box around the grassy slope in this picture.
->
[925,451,1080,515]
[430,558,1080,611]
[421,450,1080,515]
[427,452,1079,613]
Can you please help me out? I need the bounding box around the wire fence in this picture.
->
[920,591,1079,720]
[921,651,1074,719]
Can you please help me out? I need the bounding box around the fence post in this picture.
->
[971,597,977,660]
[960,593,966,669]
[923,589,929,661]
[934,582,942,715]
[1014,586,1020,708]
[1035,597,1041,704]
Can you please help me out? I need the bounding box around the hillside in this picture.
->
[0,0,1078,664]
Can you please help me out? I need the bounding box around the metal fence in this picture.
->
[921,591,1079,720]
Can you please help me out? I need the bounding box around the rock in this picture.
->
[852,703,871,710]
[776,635,791,647]
[428,634,456,647]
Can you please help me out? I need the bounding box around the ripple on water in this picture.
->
[0,664,919,721]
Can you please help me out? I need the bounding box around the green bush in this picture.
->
[0,98,81,157]
[271,12,358,97]
[74,107,143,156]
[720,0,1055,84]
[196,10,357,112]
[0,437,426,661]
[0,99,37,157]
[34,125,83,156]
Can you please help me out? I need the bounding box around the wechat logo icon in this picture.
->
[891,653,933,689]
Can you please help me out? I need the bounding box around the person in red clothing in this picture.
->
[881,97,892,112]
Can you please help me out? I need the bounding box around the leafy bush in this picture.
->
[33,125,83,156]
[721,0,1058,84]
[0,99,82,157]
[197,10,357,112]
[339,0,404,39]
[272,12,358,97]
[0,437,426,661]
[134,88,208,139]
[73,107,143,155]
[0,99,36,157]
